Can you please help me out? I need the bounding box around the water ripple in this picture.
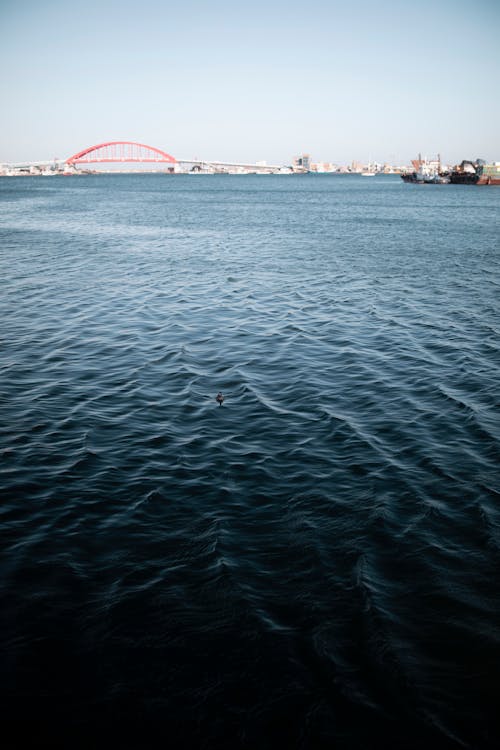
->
[1,174,499,749]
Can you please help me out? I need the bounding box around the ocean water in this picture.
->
[1,173,499,749]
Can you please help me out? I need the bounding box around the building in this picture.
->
[293,154,311,172]
[312,162,338,173]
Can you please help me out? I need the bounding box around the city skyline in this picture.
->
[1,0,499,165]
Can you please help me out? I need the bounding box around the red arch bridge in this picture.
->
[65,141,177,166]
[63,142,282,172]
[3,142,284,173]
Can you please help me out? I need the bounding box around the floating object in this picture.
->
[216,392,224,406]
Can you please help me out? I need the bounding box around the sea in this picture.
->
[1,173,499,749]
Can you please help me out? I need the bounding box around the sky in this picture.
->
[1,0,499,165]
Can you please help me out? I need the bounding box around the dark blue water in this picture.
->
[1,174,499,749]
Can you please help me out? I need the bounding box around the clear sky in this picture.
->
[1,0,498,165]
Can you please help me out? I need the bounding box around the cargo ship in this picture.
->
[400,156,449,184]
[449,159,500,185]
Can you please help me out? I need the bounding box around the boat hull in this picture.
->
[401,173,449,184]
[401,173,423,183]
[477,175,500,185]
[449,173,479,185]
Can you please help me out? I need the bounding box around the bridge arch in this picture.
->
[66,141,177,165]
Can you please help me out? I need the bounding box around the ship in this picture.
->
[450,159,500,185]
[401,155,449,184]
[478,163,500,185]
